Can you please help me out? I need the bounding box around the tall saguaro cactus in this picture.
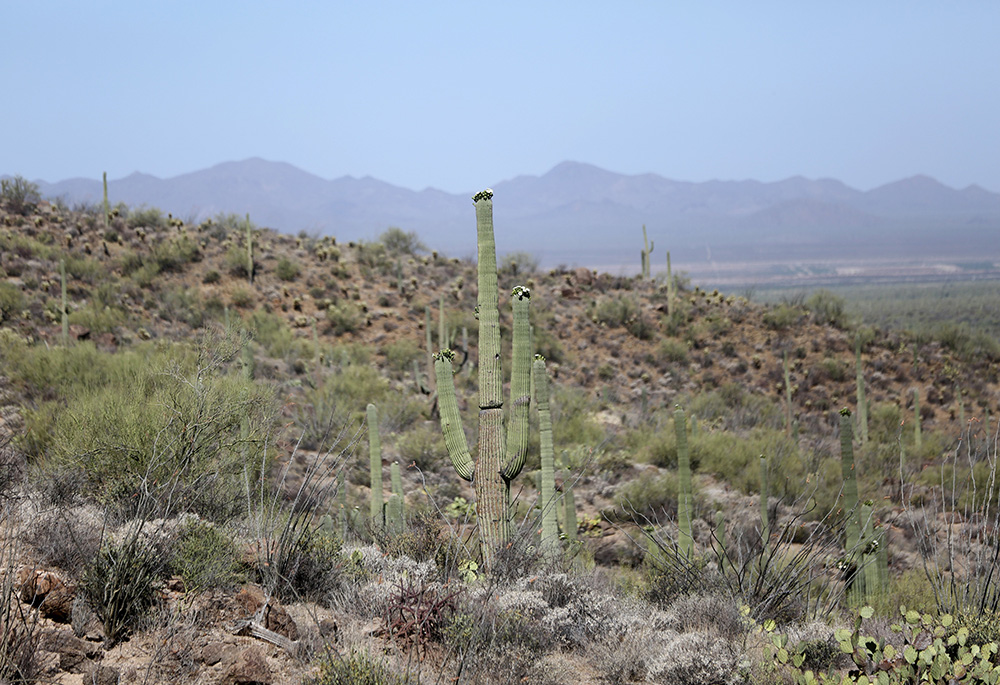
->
[245,214,254,285]
[855,338,869,445]
[534,356,558,555]
[839,407,863,604]
[367,403,383,533]
[435,190,532,568]
[102,172,110,229]
[675,406,694,559]
[641,225,655,279]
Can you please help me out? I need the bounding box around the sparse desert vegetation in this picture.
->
[1,179,1000,683]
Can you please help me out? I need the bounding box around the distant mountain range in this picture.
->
[23,159,1000,270]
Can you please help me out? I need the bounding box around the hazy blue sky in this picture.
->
[4,2,999,193]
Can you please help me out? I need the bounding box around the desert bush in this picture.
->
[395,423,446,472]
[202,269,221,284]
[150,235,200,272]
[806,289,848,328]
[499,250,539,276]
[593,295,639,329]
[0,175,41,215]
[658,337,689,364]
[615,472,680,519]
[170,519,246,593]
[310,650,407,685]
[229,286,253,308]
[763,303,805,330]
[275,256,301,281]
[384,338,423,373]
[0,282,25,322]
[224,243,251,278]
[379,227,425,256]
[326,301,363,335]
[82,524,168,645]
[126,205,167,230]
[27,508,103,578]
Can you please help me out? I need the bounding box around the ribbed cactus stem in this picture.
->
[861,500,882,604]
[368,403,384,533]
[245,214,254,285]
[390,460,404,518]
[534,356,558,554]
[640,225,654,279]
[425,306,435,392]
[386,494,403,536]
[462,326,470,377]
[839,407,862,604]
[102,172,110,228]
[783,352,793,436]
[675,406,694,559]
[855,338,868,444]
[434,190,532,567]
[60,258,68,346]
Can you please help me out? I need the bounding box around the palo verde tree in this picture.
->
[435,189,532,568]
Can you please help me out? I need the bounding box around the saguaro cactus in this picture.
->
[675,406,694,559]
[666,251,675,319]
[855,338,869,445]
[435,189,532,568]
[60,258,69,346]
[102,172,110,229]
[913,388,923,449]
[641,225,655,279]
[534,356,558,555]
[245,214,254,285]
[368,403,383,533]
[839,407,863,604]
[759,454,770,548]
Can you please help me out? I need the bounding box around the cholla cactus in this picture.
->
[434,190,532,568]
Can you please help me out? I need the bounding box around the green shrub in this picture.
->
[395,423,446,471]
[150,236,200,272]
[230,287,253,308]
[379,227,425,256]
[202,269,221,284]
[615,472,680,519]
[593,295,638,328]
[806,289,848,328]
[275,257,301,282]
[0,283,25,322]
[499,251,540,276]
[658,338,689,364]
[126,205,167,230]
[82,532,165,645]
[170,520,246,593]
[310,650,406,685]
[762,303,804,330]
[326,301,363,335]
[225,244,251,277]
[0,176,41,215]
[384,338,422,373]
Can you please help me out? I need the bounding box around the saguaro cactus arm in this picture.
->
[534,355,558,552]
[434,349,474,481]
[367,403,384,530]
[501,286,532,479]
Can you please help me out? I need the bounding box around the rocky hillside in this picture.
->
[1,188,998,684]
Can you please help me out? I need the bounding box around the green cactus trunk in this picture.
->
[666,251,674,319]
[855,338,868,445]
[337,469,347,540]
[386,494,403,536]
[534,356,558,555]
[839,408,863,604]
[368,403,384,534]
[640,225,654,279]
[245,214,254,285]
[675,407,694,559]
[783,352,793,436]
[425,306,435,393]
[102,172,110,229]
[390,460,404,523]
[435,190,532,569]
[914,388,923,450]
[60,258,69,346]
[860,501,883,604]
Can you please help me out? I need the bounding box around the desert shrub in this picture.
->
[0,175,41,215]
[806,289,848,328]
[696,429,804,500]
[126,205,167,230]
[762,303,804,330]
[384,338,423,373]
[159,286,205,327]
[499,251,539,276]
[816,357,848,382]
[356,240,388,269]
[225,243,252,278]
[310,650,406,685]
[658,337,689,364]
[27,510,103,578]
[0,282,25,322]
[82,528,167,645]
[230,286,253,308]
[150,236,200,272]
[170,519,246,593]
[326,301,363,335]
[689,383,782,431]
[593,295,639,328]
[395,423,446,471]
[379,227,425,256]
[202,269,221,284]
[37,333,274,522]
[615,472,680,519]
[275,256,301,281]
[270,528,344,604]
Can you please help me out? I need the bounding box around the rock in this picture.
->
[71,596,103,641]
[318,618,338,640]
[39,627,101,674]
[573,267,594,287]
[201,641,226,666]
[40,584,76,623]
[18,568,66,606]
[83,664,120,685]
[235,586,299,641]
[224,646,271,685]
